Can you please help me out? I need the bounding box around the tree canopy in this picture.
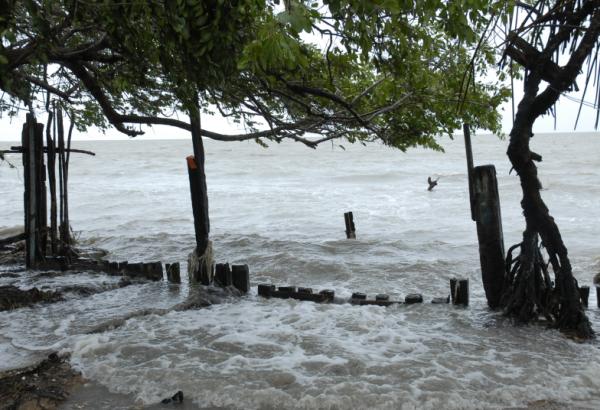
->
[1,0,508,150]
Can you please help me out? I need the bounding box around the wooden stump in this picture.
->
[405,293,423,304]
[231,264,250,293]
[351,292,366,301]
[166,263,181,283]
[143,262,164,281]
[187,247,212,285]
[258,284,275,297]
[319,289,335,302]
[344,212,356,239]
[579,286,589,308]
[276,286,296,298]
[214,263,232,287]
[450,278,469,306]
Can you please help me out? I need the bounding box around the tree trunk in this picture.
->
[501,2,599,339]
[504,96,593,339]
[187,102,213,285]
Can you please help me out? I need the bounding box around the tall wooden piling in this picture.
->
[472,166,505,309]
[46,109,58,255]
[344,212,356,239]
[463,124,476,221]
[56,107,72,251]
[186,105,212,285]
[22,114,47,268]
[464,125,505,309]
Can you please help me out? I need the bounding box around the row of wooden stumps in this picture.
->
[53,258,249,292]
[258,277,469,307]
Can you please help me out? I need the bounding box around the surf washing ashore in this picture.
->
[1,134,600,409]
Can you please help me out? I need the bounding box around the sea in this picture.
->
[1,132,600,409]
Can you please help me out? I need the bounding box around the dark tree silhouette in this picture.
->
[501,0,600,339]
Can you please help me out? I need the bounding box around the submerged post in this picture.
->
[472,165,505,309]
[344,211,356,239]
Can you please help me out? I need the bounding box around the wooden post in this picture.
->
[344,211,356,239]
[405,294,423,304]
[450,278,469,306]
[166,263,181,283]
[351,292,366,300]
[472,165,505,309]
[186,155,212,285]
[463,124,476,221]
[319,289,335,301]
[258,284,275,297]
[56,107,71,252]
[579,286,589,308]
[22,114,46,268]
[231,264,250,293]
[35,121,47,258]
[215,263,232,287]
[22,115,36,268]
[450,278,457,304]
[63,110,72,249]
[186,104,212,285]
[46,109,58,255]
